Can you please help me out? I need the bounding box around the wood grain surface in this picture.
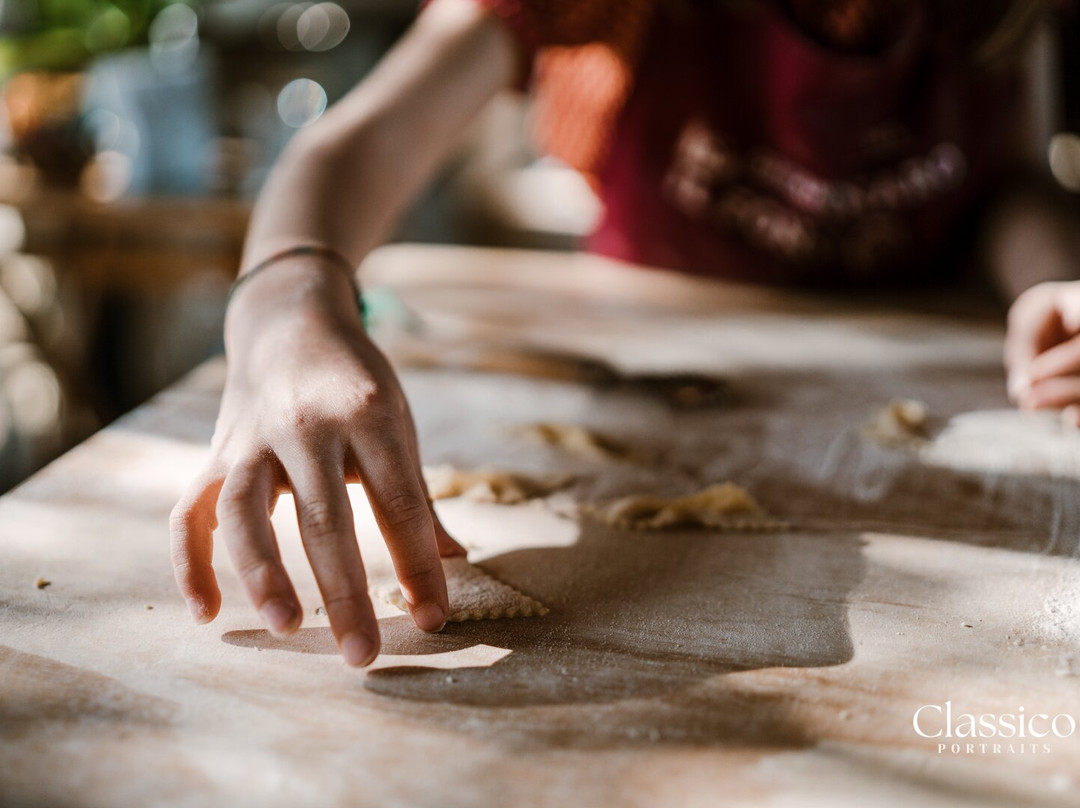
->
[1,245,1078,807]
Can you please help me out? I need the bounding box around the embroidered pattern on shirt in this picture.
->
[662,116,967,276]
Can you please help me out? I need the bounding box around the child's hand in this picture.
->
[1004,280,1080,427]
[169,258,464,667]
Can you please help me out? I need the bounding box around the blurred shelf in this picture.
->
[0,163,250,290]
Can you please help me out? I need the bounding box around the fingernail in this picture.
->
[187,598,209,624]
[340,633,377,667]
[1008,373,1031,401]
[260,600,298,635]
[413,602,446,632]
[1064,407,1080,430]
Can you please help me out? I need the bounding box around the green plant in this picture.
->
[0,0,196,77]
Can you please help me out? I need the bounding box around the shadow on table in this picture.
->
[227,517,866,751]
[215,364,1080,751]
[218,394,1080,751]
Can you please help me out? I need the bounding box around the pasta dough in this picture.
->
[512,422,639,462]
[593,482,787,531]
[373,556,549,621]
[863,398,929,447]
[423,466,574,504]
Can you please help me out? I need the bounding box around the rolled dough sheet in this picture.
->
[423,466,574,504]
[373,556,550,621]
[862,398,929,448]
[512,422,640,462]
[593,482,787,531]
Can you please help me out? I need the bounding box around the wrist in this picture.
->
[225,257,365,361]
[231,245,360,309]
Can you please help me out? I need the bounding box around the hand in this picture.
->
[169,260,463,667]
[1004,280,1080,428]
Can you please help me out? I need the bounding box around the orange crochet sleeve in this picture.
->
[459,0,651,54]
[426,0,657,179]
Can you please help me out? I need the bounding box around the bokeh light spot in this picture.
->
[277,79,328,129]
[1049,133,1080,193]
[298,3,350,51]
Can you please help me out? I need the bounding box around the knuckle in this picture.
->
[396,562,442,594]
[300,498,345,541]
[171,471,224,533]
[335,379,388,419]
[287,380,403,435]
[170,553,194,575]
[345,380,382,411]
[169,529,199,570]
[289,400,325,434]
[383,491,431,535]
[215,486,252,527]
[356,398,402,433]
[234,555,280,590]
[347,378,403,417]
[169,503,192,533]
[321,591,371,618]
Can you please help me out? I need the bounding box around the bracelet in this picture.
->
[227,245,365,318]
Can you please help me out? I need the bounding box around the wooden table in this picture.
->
[2,245,1079,807]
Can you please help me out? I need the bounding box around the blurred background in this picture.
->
[0,0,604,492]
[0,0,1074,492]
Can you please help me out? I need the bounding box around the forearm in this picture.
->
[176,0,511,660]
[223,256,361,383]
[240,0,517,273]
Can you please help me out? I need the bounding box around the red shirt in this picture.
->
[471,0,1024,285]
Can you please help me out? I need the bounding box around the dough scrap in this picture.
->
[423,466,574,504]
[864,398,930,447]
[594,482,787,531]
[373,556,549,621]
[513,422,639,462]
